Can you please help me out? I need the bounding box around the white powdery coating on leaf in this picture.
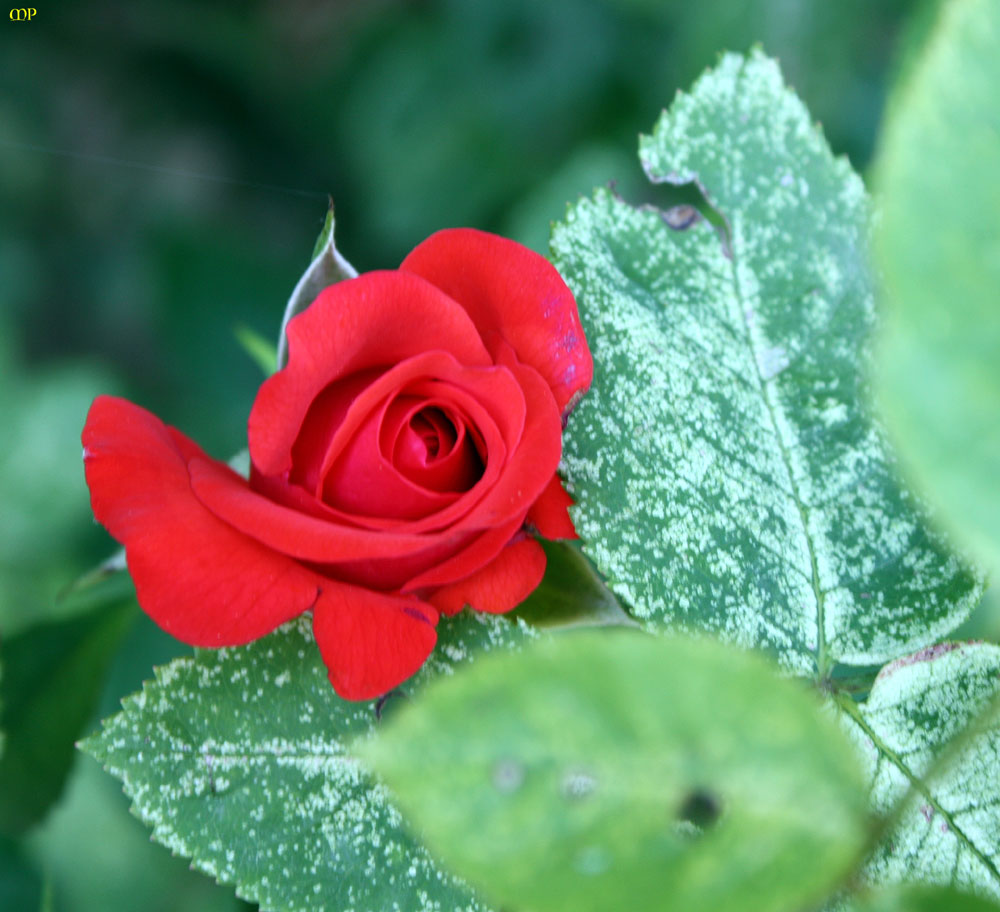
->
[84,613,533,912]
[842,643,1000,897]
[552,48,981,676]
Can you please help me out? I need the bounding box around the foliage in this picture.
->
[83,27,1000,910]
[840,643,1000,892]
[0,589,134,834]
[552,49,981,675]
[82,614,535,912]
[3,2,998,911]
[363,630,870,912]
[876,0,1000,570]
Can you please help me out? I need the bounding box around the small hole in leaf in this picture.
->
[676,788,721,829]
[661,204,702,231]
[629,178,731,256]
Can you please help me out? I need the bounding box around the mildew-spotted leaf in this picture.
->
[839,642,1000,898]
[551,49,981,678]
[81,612,535,912]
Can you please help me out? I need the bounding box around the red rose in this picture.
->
[82,229,592,700]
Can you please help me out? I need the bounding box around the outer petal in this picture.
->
[250,271,493,477]
[526,474,578,540]
[403,513,526,591]
[428,536,547,616]
[82,396,316,645]
[312,587,438,700]
[400,228,593,415]
[189,457,464,563]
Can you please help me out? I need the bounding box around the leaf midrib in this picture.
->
[724,216,829,678]
[835,692,1000,890]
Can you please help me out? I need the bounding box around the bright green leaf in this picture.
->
[839,643,1000,898]
[276,203,357,370]
[876,0,1000,570]
[551,49,982,679]
[0,598,135,834]
[82,612,536,912]
[362,630,870,912]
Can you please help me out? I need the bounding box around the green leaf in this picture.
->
[550,49,982,679]
[82,612,536,912]
[876,0,1000,571]
[30,753,249,912]
[276,203,357,370]
[838,643,1000,898]
[0,836,44,911]
[849,884,1000,912]
[0,357,122,635]
[0,598,135,834]
[61,549,127,599]
[234,323,278,376]
[362,630,870,912]
[511,540,636,630]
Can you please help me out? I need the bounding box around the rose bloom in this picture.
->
[82,229,592,700]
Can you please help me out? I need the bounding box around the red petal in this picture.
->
[428,536,547,616]
[400,228,593,416]
[288,369,380,493]
[384,398,481,493]
[312,587,438,700]
[312,531,476,592]
[313,353,520,509]
[258,351,521,537]
[189,457,461,563]
[321,396,462,520]
[403,513,525,591]
[82,396,316,645]
[437,344,561,534]
[250,271,492,477]
[526,474,578,540]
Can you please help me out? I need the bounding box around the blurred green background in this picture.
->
[0,0,951,909]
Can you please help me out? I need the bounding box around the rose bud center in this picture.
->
[387,398,485,494]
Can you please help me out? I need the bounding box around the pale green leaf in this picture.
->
[277,204,357,370]
[876,0,1000,571]
[82,612,535,912]
[839,643,1000,898]
[551,49,982,678]
[362,630,870,912]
